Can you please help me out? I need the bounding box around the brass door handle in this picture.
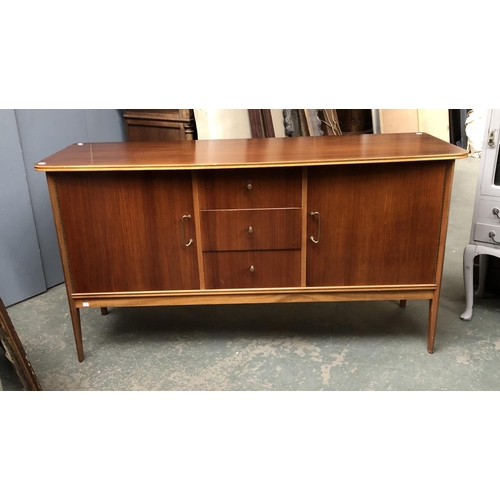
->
[181,215,193,247]
[310,211,321,243]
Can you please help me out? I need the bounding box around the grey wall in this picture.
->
[0,110,126,306]
[0,110,47,306]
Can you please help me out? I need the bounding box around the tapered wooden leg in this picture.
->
[427,296,439,354]
[399,300,407,308]
[69,303,84,362]
[100,307,108,316]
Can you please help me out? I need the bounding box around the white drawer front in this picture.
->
[477,199,500,223]
[474,222,500,245]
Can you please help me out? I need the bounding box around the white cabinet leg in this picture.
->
[461,244,477,321]
[476,254,488,298]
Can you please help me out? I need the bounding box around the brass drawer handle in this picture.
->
[181,215,193,247]
[249,265,255,272]
[248,226,253,234]
[247,183,252,190]
[310,211,321,243]
[489,231,500,245]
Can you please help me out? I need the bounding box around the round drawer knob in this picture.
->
[248,226,253,233]
[249,265,255,272]
[247,183,252,190]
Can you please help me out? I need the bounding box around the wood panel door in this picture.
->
[55,171,199,293]
[306,162,448,286]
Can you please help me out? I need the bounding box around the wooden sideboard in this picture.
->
[35,134,467,361]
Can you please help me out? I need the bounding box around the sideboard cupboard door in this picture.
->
[306,162,447,287]
[55,171,199,293]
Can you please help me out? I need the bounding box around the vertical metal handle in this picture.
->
[310,211,320,243]
[181,215,193,247]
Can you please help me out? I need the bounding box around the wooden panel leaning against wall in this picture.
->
[123,109,373,142]
[193,110,287,140]
[378,109,450,142]
[123,109,197,141]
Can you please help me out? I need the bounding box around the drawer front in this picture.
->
[200,208,301,251]
[204,250,301,289]
[474,222,500,245]
[477,199,500,223]
[197,168,302,209]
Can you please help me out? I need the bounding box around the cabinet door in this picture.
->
[56,171,199,292]
[306,162,447,286]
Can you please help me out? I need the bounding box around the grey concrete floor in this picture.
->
[3,155,500,391]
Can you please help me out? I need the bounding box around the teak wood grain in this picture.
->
[200,208,301,251]
[36,134,468,361]
[203,250,301,289]
[197,167,302,209]
[34,133,467,172]
[55,171,199,292]
[306,161,448,286]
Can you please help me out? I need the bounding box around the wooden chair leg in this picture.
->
[101,307,108,316]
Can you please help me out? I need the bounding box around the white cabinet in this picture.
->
[462,109,500,320]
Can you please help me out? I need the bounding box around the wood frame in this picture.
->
[123,109,197,141]
[283,110,342,137]
[0,298,42,390]
[248,110,275,138]
[36,134,467,361]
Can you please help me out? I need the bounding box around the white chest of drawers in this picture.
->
[462,109,500,320]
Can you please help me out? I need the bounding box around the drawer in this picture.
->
[477,199,500,223]
[204,250,301,289]
[473,222,500,245]
[200,208,301,251]
[197,168,302,209]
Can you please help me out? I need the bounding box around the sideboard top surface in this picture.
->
[35,133,467,172]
